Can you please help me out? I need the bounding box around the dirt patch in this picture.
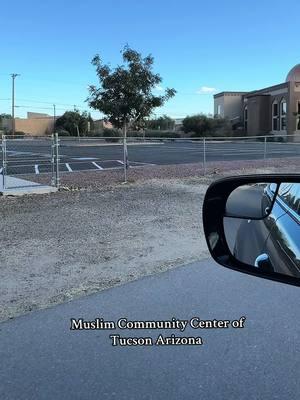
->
[23,156,300,190]
[1,159,299,322]
[0,179,209,322]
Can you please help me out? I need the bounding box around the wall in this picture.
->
[246,95,271,135]
[214,93,245,121]
[2,117,54,136]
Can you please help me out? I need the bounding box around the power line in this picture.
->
[14,105,83,112]
[0,98,89,109]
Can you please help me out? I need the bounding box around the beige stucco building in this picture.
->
[1,112,55,136]
[214,64,300,140]
[1,113,113,136]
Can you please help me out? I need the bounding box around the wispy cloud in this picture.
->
[155,85,164,91]
[196,86,217,94]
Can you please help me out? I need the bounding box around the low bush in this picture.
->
[88,130,104,137]
[5,131,26,139]
[144,130,180,138]
[103,128,121,142]
[57,129,70,137]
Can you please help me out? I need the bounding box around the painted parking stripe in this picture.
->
[35,165,39,174]
[73,157,97,160]
[92,161,103,170]
[65,163,72,172]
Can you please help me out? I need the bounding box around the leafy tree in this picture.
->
[147,115,174,130]
[87,46,176,134]
[0,113,12,119]
[55,110,93,136]
[182,114,232,137]
[182,114,213,136]
[0,114,12,131]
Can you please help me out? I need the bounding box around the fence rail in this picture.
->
[1,133,300,186]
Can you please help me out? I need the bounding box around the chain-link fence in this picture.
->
[125,133,300,173]
[0,134,60,190]
[1,133,300,188]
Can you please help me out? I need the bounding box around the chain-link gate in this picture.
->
[0,133,60,191]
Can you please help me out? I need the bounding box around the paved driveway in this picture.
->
[2,140,300,175]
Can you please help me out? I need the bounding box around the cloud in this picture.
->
[196,86,217,94]
[155,85,164,91]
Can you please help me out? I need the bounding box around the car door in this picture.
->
[262,183,300,278]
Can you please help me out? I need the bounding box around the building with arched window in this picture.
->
[214,64,300,140]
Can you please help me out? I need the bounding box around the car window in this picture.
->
[269,183,277,194]
[278,183,300,216]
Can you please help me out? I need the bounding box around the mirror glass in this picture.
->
[225,182,278,219]
[223,182,300,278]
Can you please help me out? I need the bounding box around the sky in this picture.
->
[1,0,300,119]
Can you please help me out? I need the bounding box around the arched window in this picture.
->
[272,101,279,131]
[297,101,300,130]
[244,106,248,131]
[280,99,287,130]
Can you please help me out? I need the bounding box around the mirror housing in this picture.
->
[202,174,300,287]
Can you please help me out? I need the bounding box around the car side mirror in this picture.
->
[202,175,300,287]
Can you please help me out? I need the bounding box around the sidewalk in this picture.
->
[0,175,57,196]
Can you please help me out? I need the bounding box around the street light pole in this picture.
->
[11,73,20,136]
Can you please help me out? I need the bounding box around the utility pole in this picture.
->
[53,104,56,134]
[11,73,20,136]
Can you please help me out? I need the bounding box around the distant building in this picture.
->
[2,112,56,136]
[173,118,183,131]
[92,119,113,132]
[214,64,300,140]
[1,113,114,136]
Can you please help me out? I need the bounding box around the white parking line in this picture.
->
[35,165,39,174]
[73,157,97,160]
[92,161,103,170]
[65,163,72,172]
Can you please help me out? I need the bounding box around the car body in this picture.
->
[232,182,300,278]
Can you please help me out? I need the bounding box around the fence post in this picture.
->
[264,136,267,163]
[123,123,128,183]
[203,136,206,176]
[55,132,60,189]
[51,134,55,186]
[2,135,6,190]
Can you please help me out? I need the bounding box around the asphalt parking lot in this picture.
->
[1,138,300,175]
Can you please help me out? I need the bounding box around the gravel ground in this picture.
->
[18,156,300,189]
[0,178,209,322]
[1,158,299,322]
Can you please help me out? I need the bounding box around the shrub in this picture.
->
[182,114,235,137]
[57,129,70,137]
[8,131,26,139]
[88,130,103,137]
[182,115,212,137]
[103,128,121,142]
[144,130,180,138]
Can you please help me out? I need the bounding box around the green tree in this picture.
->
[0,114,12,131]
[147,115,174,130]
[0,113,12,119]
[182,114,213,136]
[87,46,176,134]
[182,114,232,137]
[55,110,93,136]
